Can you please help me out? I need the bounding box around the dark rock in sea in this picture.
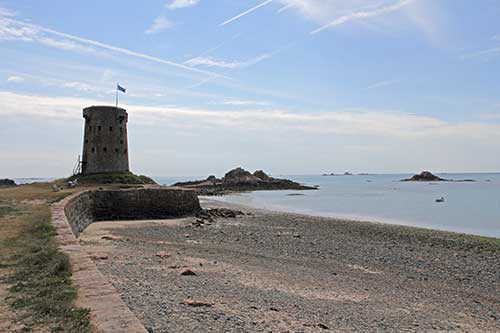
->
[174,167,317,195]
[0,178,16,187]
[253,170,271,181]
[344,172,353,176]
[223,167,262,186]
[206,175,218,184]
[402,171,447,182]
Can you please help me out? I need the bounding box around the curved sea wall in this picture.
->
[64,188,201,236]
[52,187,201,332]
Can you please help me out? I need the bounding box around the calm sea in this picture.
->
[14,174,499,238]
[156,173,500,238]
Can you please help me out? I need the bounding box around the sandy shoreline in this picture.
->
[80,198,500,332]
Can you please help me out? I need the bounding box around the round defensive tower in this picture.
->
[81,106,129,174]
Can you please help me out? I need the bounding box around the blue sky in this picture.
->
[1,0,500,177]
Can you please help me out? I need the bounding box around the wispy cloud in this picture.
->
[461,47,500,60]
[185,56,241,69]
[62,81,94,92]
[0,17,230,80]
[145,15,173,34]
[166,0,200,10]
[0,5,15,17]
[6,75,24,82]
[0,14,94,52]
[220,0,274,26]
[277,3,294,14]
[310,0,414,34]
[185,54,272,70]
[493,34,500,42]
[219,99,271,107]
[366,79,400,90]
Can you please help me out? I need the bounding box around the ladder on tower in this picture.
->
[72,155,82,176]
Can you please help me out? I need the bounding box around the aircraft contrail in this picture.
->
[220,0,274,26]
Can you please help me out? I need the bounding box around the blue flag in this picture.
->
[117,84,126,93]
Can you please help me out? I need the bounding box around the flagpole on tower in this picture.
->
[116,84,126,108]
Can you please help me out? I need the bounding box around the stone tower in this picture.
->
[81,106,129,174]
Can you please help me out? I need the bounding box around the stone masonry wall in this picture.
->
[53,187,200,332]
[64,187,201,236]
[82,106,129,174]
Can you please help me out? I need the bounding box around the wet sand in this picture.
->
[79,198,500,332]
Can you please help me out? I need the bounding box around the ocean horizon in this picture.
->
[156,173,500,239]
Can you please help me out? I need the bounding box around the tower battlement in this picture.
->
[81,106,129,174]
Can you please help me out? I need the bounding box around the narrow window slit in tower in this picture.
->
[91,148,95,153]
[109,126,113,131]
[98,126,102,131]
[103,147,107,153]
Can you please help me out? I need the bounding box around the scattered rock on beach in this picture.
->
[155,251,171,259]
[183,299,213,307]
[102,235,122,241]
[90,253,108,260]
[180,269,197,276]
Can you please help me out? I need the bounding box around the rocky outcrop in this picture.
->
[174,167,317,195]
[253,170,271,181]
[0,178,16,187]
[402,171,447,182]
[223,168,262,186]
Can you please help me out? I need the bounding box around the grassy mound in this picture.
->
[69,171,156,185]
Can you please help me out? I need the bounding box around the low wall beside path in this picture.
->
[51,187,201,332]
[64,187,201,236]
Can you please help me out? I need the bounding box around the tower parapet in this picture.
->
[81,106,129,174]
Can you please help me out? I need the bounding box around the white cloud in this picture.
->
[2,91,500,174]
[185,56,241,69]
[38,36,95,52]
[278,0,442,43]
[0,16,95,52]
[310,0,414,34]
[461,47,500,60]
[7,75,24,82]
[166,0,200,10]
[62,81,93,92]
[0,5,15,17]
[145,15,173,34]
[185,54,272,70]
[2,90,500,141]
[366,79,400,90]
[220,99,271,107]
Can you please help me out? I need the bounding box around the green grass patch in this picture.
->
[0,204,16,218]
[6,207,91,332]
[68,171,156,185]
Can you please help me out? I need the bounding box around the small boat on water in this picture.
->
[435,197,445,203]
